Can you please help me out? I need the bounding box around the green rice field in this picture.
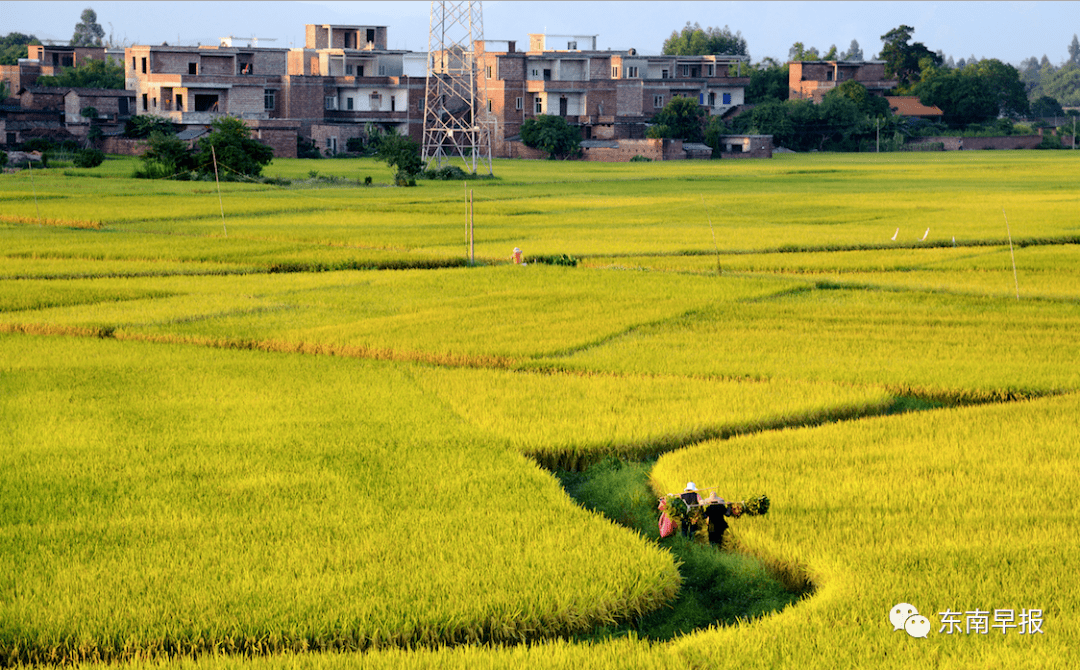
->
[1,150,1078,669]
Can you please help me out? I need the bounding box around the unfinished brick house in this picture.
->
[283,24,426,154]
[473,33,750,157]
[124,25,426,157]
[1,44,120,96]
[788,60,896,102]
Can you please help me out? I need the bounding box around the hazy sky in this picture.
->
[4,1,1079,67]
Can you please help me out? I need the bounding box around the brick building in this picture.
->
[473,33,750,157]
[124,25,426,158]
[788,60,896,102]
[1,44,120,96]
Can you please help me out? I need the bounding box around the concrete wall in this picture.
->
[908,135,1042,151]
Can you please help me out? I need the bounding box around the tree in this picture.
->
[520,114,581,159]
[73,147,105,168]
[1041,63,1080,107]
[35,56,124,88]
[879,25,941,88]
[194,117,274,179]
[743,100,795,148]
[662,22,748,56]
[136,131,194,179]
[0,32,41,66]
[125,115,176,138]
[970,59,1029,118]
[1069,34,1080,66]
[375,132,423,182]
[830,80,889,117]
[841,39,864,61]
[1031,95,1064,117]
[788,42,820,61]
[647,96,706,143]
[745,61,789,103]
[0,80,9,101]
[823,45,838,61]
[913,65,997,127]
[71,8,105,47]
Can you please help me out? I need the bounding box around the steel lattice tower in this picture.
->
[423,0,492,175]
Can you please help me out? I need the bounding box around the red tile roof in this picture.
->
[886,96,943,117]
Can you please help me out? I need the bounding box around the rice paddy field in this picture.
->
[2,150,1079,669]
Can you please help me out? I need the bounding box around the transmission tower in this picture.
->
[423,0,493,175]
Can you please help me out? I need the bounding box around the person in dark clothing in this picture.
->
[680,482,702,538]
[703,494,729,546]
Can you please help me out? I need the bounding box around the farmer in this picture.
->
[703,493,729,546]
[680,482,702,538]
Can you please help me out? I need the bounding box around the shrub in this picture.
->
[530,253,579,267]
[423,165,469,180]
[72,147,105,168]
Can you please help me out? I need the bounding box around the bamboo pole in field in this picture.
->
[701,195,721,276]
[212,146,227,238]
[1003,208,1019,301]
[469,188,475,265]
[29,160,42,226]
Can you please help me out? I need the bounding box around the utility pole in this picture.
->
[423,0,493,175]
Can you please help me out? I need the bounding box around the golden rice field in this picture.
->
[1,150,1078,669]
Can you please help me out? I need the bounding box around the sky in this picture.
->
[4,1,1079,67]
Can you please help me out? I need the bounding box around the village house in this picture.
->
[788,60,896,102]
[123,25,427,157]
[473,33,750,158]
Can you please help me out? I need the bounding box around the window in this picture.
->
[654,95,664,108]
[543,68,551,80]
[347,64,354,75]
[346,96,353,110]
[682,65,691,77]
[611,66,619,78]
[176,94,183,110]
[627,66,638,78]
[515,96,522,110]
[534,97,543,114]
[568,41,577,50]
[152,97,157,109]
[141,57,147,74]
[131,56,136,71]
[661,69,669,79]
[189,62,197,75]
[142,93,148,111]
[378,64,386,75]
[486,66,493,78]
[707,64,715,77]
[391,95,396,112]
[531,69,539,77]
[325,96,338,110]
[722,92,731,105]
[264,90,275,110]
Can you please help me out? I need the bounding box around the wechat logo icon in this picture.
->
[891,603,931,638]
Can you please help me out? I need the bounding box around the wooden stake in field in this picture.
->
[211,146,227,238]
[1002,208,1020,300]
[29,159,42,226]
[701,195,721,276]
